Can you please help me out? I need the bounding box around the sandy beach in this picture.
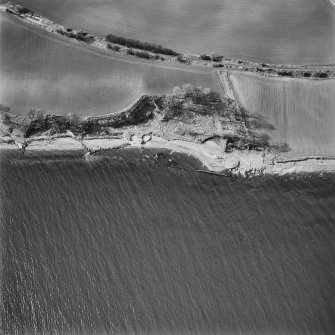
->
[6,135,333,177]
[25,137,84,151]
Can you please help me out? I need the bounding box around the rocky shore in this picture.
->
[1,84,335,178]
[1,2,334,80]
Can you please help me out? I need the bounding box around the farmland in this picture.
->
[10,0,335,65]
[0,13,220,116]
[229,71,335,158]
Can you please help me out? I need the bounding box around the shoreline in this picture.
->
[1,84,335,178]
[1,2,334,178]
[2,136,335,178]
[1,3,334,80]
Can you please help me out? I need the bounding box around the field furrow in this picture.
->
[0,13,222,116]
[230,71,335,158]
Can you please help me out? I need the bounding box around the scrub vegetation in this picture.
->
[1,84,271,154]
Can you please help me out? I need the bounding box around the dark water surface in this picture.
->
[1,149,335,335]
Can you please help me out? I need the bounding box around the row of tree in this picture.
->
[105,34,179,56]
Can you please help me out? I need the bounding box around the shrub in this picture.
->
[177,55,187,63]
[277,70,292,77]
[1,112,11,127]
[303,72,311,77]
[135,51,151,59]
[200,54,211,61]
[173,84,220,105]
[126,49,135,56]
[213,63,223,68]
[313,72,328,79]
[76,31,94,43]
[162,97,184,121]
[107,44,121,52]
[212,55,223,62]
[105,34,179,56]
[56,28,66,36]
[14,5,34,16]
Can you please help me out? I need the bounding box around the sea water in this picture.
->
[1,149,335,334]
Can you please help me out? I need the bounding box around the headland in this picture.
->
[1,2,335,177]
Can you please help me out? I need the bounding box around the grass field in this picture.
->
[0,14,220,116]
[10,0,335,65]
[230,71,335,158]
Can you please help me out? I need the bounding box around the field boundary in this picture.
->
[0,11,214,75]
[1,2,334,79]
[218,71,242,108]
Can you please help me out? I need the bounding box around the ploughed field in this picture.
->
[230,71,335,158]
[11,0,335,65]
[0,14,220,116]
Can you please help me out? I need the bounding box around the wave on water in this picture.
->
[1,149,335,335]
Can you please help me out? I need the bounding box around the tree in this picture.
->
[27,109,45,121]
[1,112,11,126]
[162,96,184,121]
[200,54,211,61]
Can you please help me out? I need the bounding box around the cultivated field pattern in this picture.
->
[0,14,220,116]
[230,71,335,158]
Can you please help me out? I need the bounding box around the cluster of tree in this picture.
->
[6,4,34,16]
[56,29,94,43]
[223,132,270,152]
[161,84,227,121]
[277,70,328,79]
[126,49,148,59]
[125,48,164,60]
[313,72,328,79]
[1,95,157,138]
[107,44,121,52]
[105,34,179,56]
[173,84,221,103]
[176,55,188,63]
[200,54,223,62]
[277,70,293,77]
[6,110,100,137]
[0,105,12,129]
